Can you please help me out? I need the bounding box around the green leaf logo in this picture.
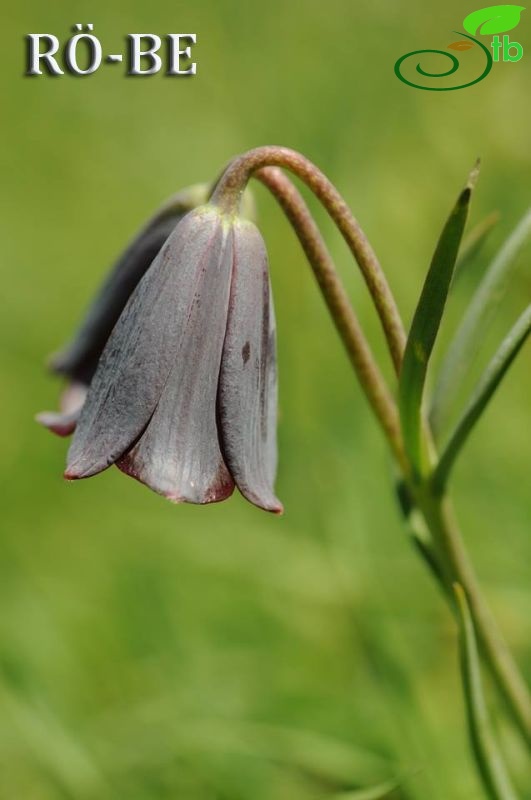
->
[463,4,525,35]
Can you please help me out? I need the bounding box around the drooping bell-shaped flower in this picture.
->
[44,201,281,513]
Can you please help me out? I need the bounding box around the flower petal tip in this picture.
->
[63,465,85,481]
[63,469,79,482]
[162,490,234,506]
[63,458,104,481]
[153,482,237,507]
[35,411,77,437]
[117,456,236,506]
[245,491,283,514]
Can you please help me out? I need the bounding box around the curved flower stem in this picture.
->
[415,488,531,744]
[255,167,406,472]
[211,146,406,373]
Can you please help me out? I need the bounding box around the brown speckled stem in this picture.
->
[211,147,406,373]
[256,167,406,471]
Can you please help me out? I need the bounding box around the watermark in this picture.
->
[25,24,197,77]
[395,4,525,90]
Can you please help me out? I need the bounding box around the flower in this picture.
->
[37,184,211,438]
[50,203,281,513]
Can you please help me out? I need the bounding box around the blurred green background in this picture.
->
[1,1,530,798]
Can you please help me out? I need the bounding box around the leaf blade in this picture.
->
[399,166,477,475]
[433,305,531,492]
[453,584,519,800]
[431,208,531,435]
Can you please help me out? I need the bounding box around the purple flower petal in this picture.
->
[66,206,224,479]
[52,186,209,385]
[36,408,80,437]
[36,382,87,437]
[218,220,282,513]
[117,218,235,504]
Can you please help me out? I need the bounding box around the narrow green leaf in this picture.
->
[399,165,478,475]
[330,779,399,800]
[454,211,499,283]
[431,208,531,435]
[453,584,518,800]
[433,305,531,492]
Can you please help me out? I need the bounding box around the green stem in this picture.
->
[415,489,531,746]
[211,146,406,373]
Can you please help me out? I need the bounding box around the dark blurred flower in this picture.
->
[45,202,280,512]
[35,383,87,437]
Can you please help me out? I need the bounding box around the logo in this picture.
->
[395,4,525,90]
